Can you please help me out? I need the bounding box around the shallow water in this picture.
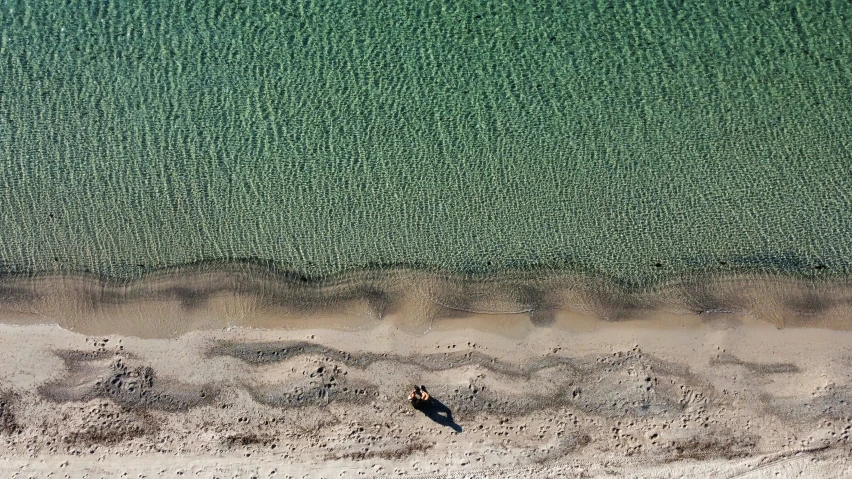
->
[1,1,851,285]
[0,268,850,337]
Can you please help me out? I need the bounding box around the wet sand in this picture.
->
[0,270,850,477]
[2,267,852,336]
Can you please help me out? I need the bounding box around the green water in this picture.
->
[1,0,850,284]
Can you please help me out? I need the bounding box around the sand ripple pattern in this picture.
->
[1,337,844,471]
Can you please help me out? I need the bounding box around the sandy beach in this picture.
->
[0,272,850,477]
[4,0,851,477]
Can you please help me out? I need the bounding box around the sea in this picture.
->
[1,0,850,290]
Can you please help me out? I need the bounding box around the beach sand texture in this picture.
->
[0,272,850,477]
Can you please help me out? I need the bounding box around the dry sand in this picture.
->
[0,272,850,477]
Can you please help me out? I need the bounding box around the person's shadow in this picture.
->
[416,395,462,432]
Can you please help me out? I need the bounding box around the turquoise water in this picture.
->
[1,0,850,285]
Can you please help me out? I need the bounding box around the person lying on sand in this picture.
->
[408,385,430,407]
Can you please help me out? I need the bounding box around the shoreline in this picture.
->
[0,267,851,338]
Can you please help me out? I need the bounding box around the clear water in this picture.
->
[1,0,850,285]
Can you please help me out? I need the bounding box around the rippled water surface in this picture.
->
[1,1,850,284]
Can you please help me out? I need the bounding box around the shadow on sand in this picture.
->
[416,396,462,432]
